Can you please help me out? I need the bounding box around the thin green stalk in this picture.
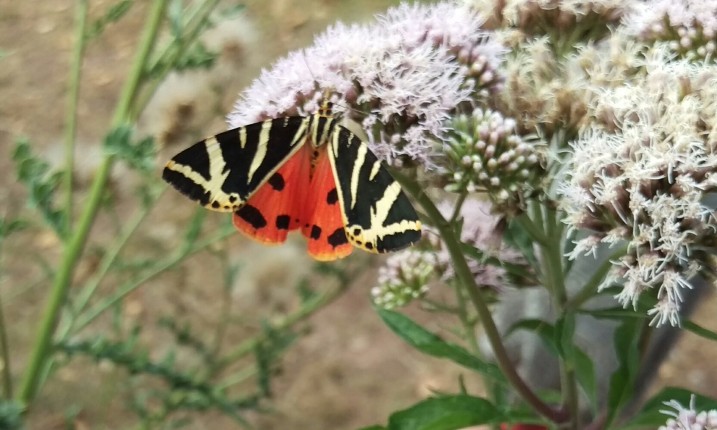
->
[215,280,350,370]
[56,190,162,341]
[17,0,168,407]
[0,293,12,399]
[62,0,89,236]
[73,227,233,333]
[539,205,578,429]
[134,0,221,115]
[392,170,566,424]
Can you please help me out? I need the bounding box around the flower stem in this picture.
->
[62,0,89,237]
[391,170,567,423]
[0,293,12,399]
[17,0,168,408]
[540,203,579,429]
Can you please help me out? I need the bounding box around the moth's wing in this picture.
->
[232,144,311,244]
[298,146,353,261]
[162,116,310,212]
[327,127,422,253]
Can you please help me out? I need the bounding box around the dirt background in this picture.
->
[1,0,717,429]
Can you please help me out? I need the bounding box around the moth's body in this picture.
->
[163,103,421,261]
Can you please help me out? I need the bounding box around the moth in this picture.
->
[162,101,422,261]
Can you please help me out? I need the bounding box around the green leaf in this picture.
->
[386,395,500,430]
[506,319,558,356]
[174,42,217,71]
[86,0,134,39]
[103,125,155,173]
[377,308,505,383]
[682,319,717,341]
[12,138,66,238]
[572,346,597,412]
[358,426,387,430]
[605,318,641,427]
[509,317,597,411]
[0,400,24,430]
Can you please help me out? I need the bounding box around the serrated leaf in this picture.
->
[103,125,155,173]
[386,395,500,430]
[174,42,217,71]
[12,138,66,238]
[377,308,505,383]
[623,387,717,429]
[86,0,134,39]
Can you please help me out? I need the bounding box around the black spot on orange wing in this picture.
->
[300,145,352,261]
[276,215,291,230]
[232,145,312,244]
[269,173,285,191]
[236,205,267,229]
[310,225,322,239]
[328,228,348,247]
[326,188,338,205]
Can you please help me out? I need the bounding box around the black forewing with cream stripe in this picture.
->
[328,126,422,253]
[162,116,310,212]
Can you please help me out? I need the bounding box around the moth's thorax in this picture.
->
[307,112,338,149]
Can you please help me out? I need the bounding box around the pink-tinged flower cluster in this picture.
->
[660,396,717,430]
[559,54,717,326]
[627,0,717,61]
[373,198,526,306]
[227,1,504,168]
[442,108,543,215]
[372,250,437,309]
[466,0,629,42]
[433,199,526,289]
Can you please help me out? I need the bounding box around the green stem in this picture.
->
[215,280,349,371]
[134,0,221,115]
[540,205,579,429]
[56,190,163,341]
[62,0,89,237]
[17,0,168,407]
[0,293,12,399]
[73,228,233,333]
[392,170,566,423]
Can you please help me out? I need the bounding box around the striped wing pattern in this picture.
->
[163,110,422,259]
[327,126,422,253]
[162,117,310,212]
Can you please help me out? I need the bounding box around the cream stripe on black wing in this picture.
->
[327,127,422,253]
[163,116,310,212]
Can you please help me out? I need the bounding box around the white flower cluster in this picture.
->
[660,397,717,430]
[627,0,717,61]
[227,2,504,167]
[559,53,717,326]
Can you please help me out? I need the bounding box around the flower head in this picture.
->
[559,54,717,326]
[441,108,544,215]
[659,396,717,430]
[627,0,717,62]
[228,1,504,168]
[372,250,438,309]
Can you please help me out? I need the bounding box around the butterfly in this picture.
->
[162,101,421,261]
